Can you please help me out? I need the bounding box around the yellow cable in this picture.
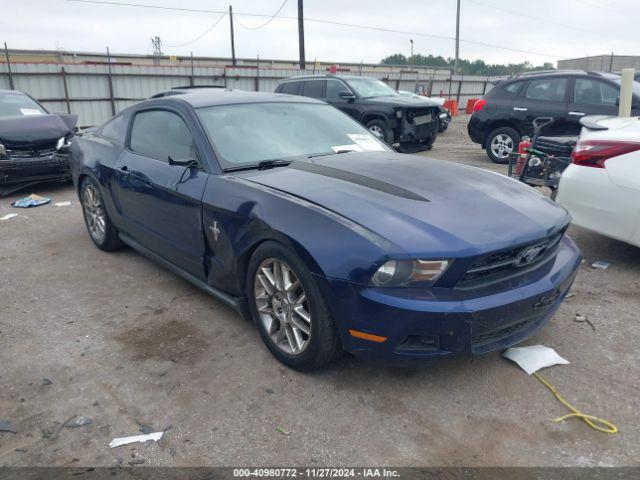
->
[533,372,618,434]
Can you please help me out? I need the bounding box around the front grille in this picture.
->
[6,145,59,158]
[471,314,540,349]
[457,230,566,289]
[406,108,436,124]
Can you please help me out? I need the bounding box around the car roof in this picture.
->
[510,70,617,80]
[0,89,28,96]
[277,74,376,83]
[144,90,326,108]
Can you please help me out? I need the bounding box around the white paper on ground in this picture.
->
[0,213,18,221]
[54,201,72,207]
[108,431,163,448]
[502,345,569,375]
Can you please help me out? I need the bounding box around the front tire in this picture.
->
[247,241,341,371]
[366,119,394,144]
[80,176,122,251]
[485,127,520,164]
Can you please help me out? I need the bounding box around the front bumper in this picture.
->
[397,112,439,144]
[0,152,71,185]
[319,236,581,365]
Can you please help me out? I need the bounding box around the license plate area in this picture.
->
[413,115,431,125]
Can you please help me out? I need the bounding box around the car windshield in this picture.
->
[196,102,390,169]
[347,78,399,99]
[0,93,47,117]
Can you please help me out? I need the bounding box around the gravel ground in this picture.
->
[0,115,638,468]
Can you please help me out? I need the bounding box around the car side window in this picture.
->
[326,79,352,100]
[301,80,325,99]
[503,81,524,96]
[129,110,198,162]
[574,78,619,106]
[279,81,301,95]
[525,78,568,102]
[100,114,128,145]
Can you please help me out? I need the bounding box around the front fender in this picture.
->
[201,175,406,297]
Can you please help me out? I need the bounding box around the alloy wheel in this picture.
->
[82,183,107,244]
[254,258,311,356]
[368,124,384,139]
[490,133,514,159]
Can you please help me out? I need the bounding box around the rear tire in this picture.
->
[80,176,123,251]
[485,127,520,164]
[246,241,341,371]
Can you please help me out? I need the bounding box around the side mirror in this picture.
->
[339,91,356,100]
[168,156,198,167]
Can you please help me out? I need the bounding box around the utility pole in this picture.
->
[229,5,236,66]
[3,42,14,90]
[151,36,162,65]
[410,39,414,60]
[298,0,305,70]
[454,0,460,73]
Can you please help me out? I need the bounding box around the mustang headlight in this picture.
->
[371,259,450,287]
[0,143,6,158]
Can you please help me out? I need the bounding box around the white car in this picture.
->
[556,115,640,247]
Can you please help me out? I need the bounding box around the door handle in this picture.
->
[569,111,586,116]
[513,107,528,112]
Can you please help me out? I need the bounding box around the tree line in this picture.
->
[381,53,555,76]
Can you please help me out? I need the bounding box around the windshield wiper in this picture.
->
[307,149,357,159]
[223,159,292,173]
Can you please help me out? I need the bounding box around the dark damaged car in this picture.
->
[0,90,76,194]
[275,75,440,151]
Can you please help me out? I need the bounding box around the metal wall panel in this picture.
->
[1,61,503,126]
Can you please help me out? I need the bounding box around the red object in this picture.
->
[466,98,479,114]
[329,64,338,74]
[472,98,487,112]
[571,140,640,168]
[443,99,458,116]
[515,138,532,175]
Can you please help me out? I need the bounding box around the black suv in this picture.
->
[275,74,440,150]
[468,70,640,163]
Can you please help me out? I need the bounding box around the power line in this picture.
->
[66,0,562,58]
[233,0,288,30]
[163,11,227,48]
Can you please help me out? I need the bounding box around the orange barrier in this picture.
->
[466,98,479,114]
[443,99,458,116]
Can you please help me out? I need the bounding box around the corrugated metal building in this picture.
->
[558,55,640,72]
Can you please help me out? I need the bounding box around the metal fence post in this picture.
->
[190,51,195,86]
[4,42,14,90]
[61,66,71,113]
[106,47,116,116]
[456,76,462,104]
[255,55,260,92]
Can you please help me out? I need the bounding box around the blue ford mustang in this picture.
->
[70,91,581,370]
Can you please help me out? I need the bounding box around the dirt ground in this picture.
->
[0,115,638,468]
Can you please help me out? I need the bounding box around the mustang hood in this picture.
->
[0,114,78,147]
[236,152,570,257]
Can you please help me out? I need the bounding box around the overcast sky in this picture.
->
[2,0,638,66]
